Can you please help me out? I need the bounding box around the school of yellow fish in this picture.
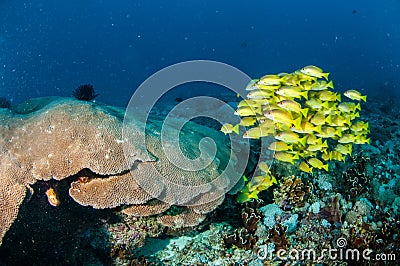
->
[221,65,370,202]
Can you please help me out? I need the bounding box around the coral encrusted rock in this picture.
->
[0,97,242,245]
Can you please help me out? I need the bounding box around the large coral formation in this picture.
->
[0,174,27,245]
[0,97,238,246]
[3,98,145,183]
[138,114,240,207]
[69,171,157,209]
[0,97,147,244]
[122,199,171,217]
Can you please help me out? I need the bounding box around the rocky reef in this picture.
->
[0,94,399,265]
[0,96,244,264]
[138,94,399,266]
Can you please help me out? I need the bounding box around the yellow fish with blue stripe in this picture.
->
[344,89,367,102]
[232,65,369,202]
[300,65,329,80]
[220,123,240,135]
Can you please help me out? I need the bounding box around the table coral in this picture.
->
[122,199,171,217]
[69,171,156,209]
[0,97,239,245]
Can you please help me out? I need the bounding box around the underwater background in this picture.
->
[1,0,400,266]
[1,0,400,106]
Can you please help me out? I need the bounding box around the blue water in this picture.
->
[1,0,400,106]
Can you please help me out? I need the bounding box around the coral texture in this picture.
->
[0,173,26,245]
[69,171,156,209]
[0,97,143,244]
[0,97,237,245]
[122,199,171,217]
[273,175,311,210]
[156,208,207,228]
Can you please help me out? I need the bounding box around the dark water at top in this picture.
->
[1,0,399,106]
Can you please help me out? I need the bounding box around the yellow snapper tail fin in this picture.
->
[299,136,308,147]
[301,90,309,100]
[327,80,334,89]
[232,124,240,135]
[336,93,341,102]
[301,108,309,118]
[362,95,367,102]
